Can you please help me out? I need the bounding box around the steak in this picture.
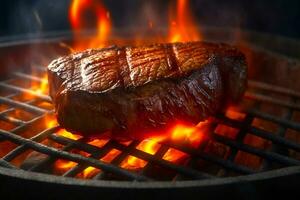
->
[48,41,247,140]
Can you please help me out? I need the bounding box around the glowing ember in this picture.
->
[101,149,121,163]
[168,0,201,42]
[55,160,77,170]
[88,138,108,148]
[163,148,188,162]
[136,137,163,155]
[82,166,98,178]
[56,128,82,141]
[121,156,147,170]
[70,0,111,51]
[121,137,163,170]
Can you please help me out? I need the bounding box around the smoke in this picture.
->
[2,0,299,40]
[8,0,70,37]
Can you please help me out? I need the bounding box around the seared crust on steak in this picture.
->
[48,41,247,140]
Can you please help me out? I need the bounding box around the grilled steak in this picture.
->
[48,41,247,140]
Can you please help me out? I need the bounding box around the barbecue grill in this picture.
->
[0,27,299,199]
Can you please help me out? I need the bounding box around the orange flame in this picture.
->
[70,0,111,51]
[35,74,48,95]
[168,0,201,43]
[45,117,82,141]
[120,136,163,170]
[29,73,48,96]
[55,160,77,170]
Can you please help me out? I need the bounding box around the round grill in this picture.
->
[0,28,300,198]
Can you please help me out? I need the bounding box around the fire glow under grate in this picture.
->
[0,65,300,181]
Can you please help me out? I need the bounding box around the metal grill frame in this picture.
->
[1,30,300,190]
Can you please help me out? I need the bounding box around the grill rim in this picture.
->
[1,165,299,188]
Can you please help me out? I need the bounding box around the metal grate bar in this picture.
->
[48,134,105,154]
[212,133,300,166]
[26,137,87,172]
[0,115,25,126]
[216,114,255,176]
[165,140,255,174]
[0,82,51,102]
[140,145,170,176]
[217,115,300,152]
[0,129,150,181]
[262,104,294,169]
[0,96,46,127]
[2,126,59,162]
[248,80,300,99]
[111,141,216,179]
[13,72,45,83]
[62,141,114,178]
[0,96,48,114]
[93,141,140,180]
[245,108,300,131]
[0,159,18,169]
[245,92,300,111]
[0,113,49,142]
[30,66,47,72]
[53,136,212,180]
[173,137,212,180]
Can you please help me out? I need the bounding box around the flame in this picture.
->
[45,117,82,140]
[121,136,163,170]
[28,74,48,96]
[35,74,48,95]
[70,0,111,51]
[57,129,82,141]
[45,117,57,128]
[171,123,204,148]
[168,0,201,42]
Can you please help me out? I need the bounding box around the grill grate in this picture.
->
[0,66,300,182]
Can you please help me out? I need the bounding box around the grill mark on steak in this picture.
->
[124,47,135,86]
[116,48,126,88]
[48,41,247,140]
[119,47,132,88]
[165,44,180,76]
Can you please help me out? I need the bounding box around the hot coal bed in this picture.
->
[0,28,300,199]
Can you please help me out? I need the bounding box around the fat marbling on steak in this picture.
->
[48,41,247,140]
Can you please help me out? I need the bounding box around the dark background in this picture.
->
[0,0,299,39]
